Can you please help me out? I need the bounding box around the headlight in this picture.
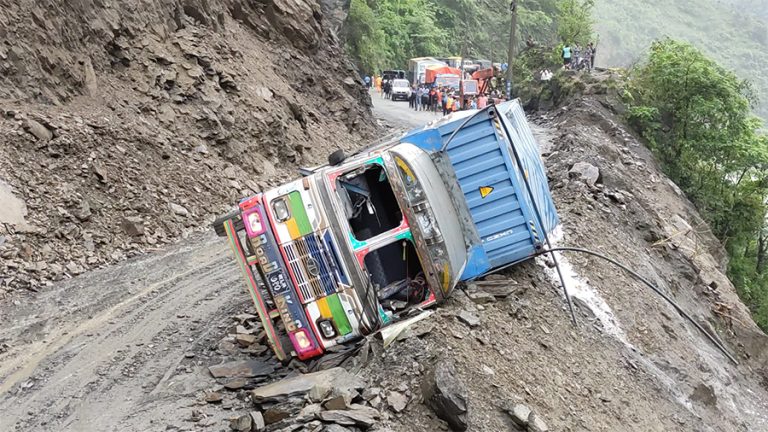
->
[290,329,315,354]
[317,319,337,338]
[272,198,291,222]
[416,212,434,238]
[246,211,263,234]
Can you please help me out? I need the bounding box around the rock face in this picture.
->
[0,0,374,296]
[421,360,469,431]
[319,0,351,33]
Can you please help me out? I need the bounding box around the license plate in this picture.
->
[266,269,291,295]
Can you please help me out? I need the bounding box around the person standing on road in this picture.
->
[364,75,371,89]
[429,87,436,113]
[375,75,382,94]
[420,87,429,111]
[573,44,581,67]
[409,85,416,109]
[435,89,443,114]
[443,93,451,115]
[588,42,596,69]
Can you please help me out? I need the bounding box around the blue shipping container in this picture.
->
[401,100,559,280]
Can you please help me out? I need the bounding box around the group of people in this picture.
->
[407,86,507,116]
[364,75,398,99]
[561,42,596,70]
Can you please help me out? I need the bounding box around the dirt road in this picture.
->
[370,90,441,128]
[0,234,248,431]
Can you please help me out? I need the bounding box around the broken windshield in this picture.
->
[336,164,402,241]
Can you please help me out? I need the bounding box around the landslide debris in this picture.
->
[187,89,768,432]
[0,0,375,297]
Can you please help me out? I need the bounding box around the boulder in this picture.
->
[506,403,531,428]
[121,216,145,237]
[386,391,407,413]
[169,203,190,217]
[251,367,364,402]
[23,119,53,141]
[229,414,251,431]
[568,162,600,186]
[250,411,266,431]
[528,411,549,432]
[456,310,480,328]
[421,360,469,431]
[318,404,379,428]
[235,333,258,347]
[323,392,353,411]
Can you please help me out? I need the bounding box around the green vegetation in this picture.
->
[593,0,768,119]
[343,0,596,74]
[626,39,768,330]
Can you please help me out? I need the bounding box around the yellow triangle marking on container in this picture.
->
[479,186,494,198]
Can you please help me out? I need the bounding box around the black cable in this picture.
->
[493,110,578,325]
[439,105,494,152]
[481,246,739,365]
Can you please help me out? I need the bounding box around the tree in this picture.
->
[343,0,387,73]
[555,0,594,45]
[627,39,768,330]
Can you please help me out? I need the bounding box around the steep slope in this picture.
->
[357,92,768,431]
[593,0,768,119]
[0,0,375,297]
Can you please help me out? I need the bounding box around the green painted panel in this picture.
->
[288,191,312,235]
[326,294,352,335]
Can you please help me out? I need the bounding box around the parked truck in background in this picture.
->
[408,57,447,84]
[213,100,558,361]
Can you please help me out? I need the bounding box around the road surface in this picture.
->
[0,98,441,431]
[370,90,443,128]
[0,234,250,431]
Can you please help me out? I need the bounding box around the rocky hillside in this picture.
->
[0,0,375,296]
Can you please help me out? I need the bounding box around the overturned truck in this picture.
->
[213,100,558,361]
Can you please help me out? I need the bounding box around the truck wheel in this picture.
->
[212,210,242,237]
[328,149,346,166]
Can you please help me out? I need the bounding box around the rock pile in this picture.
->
[0,0,376,298]
[224,367,389,431]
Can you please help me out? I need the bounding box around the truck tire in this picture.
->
[328,149,346,166]
[212,210,242,237]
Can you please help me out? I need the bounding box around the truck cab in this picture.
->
[217,142,468,360]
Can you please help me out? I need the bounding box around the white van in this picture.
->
[390,79,412,101]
